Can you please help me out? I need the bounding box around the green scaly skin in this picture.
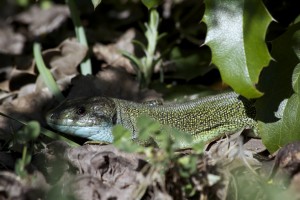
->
[46,91,257,147]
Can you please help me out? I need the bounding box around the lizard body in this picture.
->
[46,92,257,146]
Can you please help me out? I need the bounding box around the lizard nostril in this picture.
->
[76,106,86,115]
[46,112,55,122]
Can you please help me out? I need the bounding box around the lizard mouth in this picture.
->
[47,121,114,142]
[46,111,97,127]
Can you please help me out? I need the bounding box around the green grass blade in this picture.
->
[33,42,65,101]
[66,0,92,75]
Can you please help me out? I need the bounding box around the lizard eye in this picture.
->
[76,106,86,115]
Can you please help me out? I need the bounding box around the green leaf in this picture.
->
[136,115,161,141]
[33,43,64,101]
[91,0,102,9]
[112,125,143,153]
[66,0,92,75]
[17,121,40,143]
[259,94,300,153]
[132,40,147,51]
[163,127,193,149]
[203,0,273,98]
[292,63,300,92]
[259,63,300,153]
[256,23,300,122]
[121,50,143,72]
[141,0,162,10]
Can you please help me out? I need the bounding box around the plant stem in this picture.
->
[144,9,159,87]
[66,0,92,75]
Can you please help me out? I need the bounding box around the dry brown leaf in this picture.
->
[0,90,52,140]
[35,38,87,91]
[0,171,48,200]
[44,38,87,77]
[0,80,10,92]
[243,138,266,154]
[9,68,37,92]
[14,4,69,36]
[93,29,135,74]
[0,20,25,55]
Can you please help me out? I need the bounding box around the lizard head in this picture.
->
[46,97,117,143]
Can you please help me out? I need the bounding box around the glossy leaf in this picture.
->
[259,63,300,153]
[203,0,272,98]
[256,23,300,122]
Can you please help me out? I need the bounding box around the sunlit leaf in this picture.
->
[203,0,273,98]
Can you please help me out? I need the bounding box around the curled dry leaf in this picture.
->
[0,20,25,55]
[35,38,88,91]
[93,29,136,74]
[14,4,70,36]
[9,68,36,92]
[64,144,172,200]
[0,172,26,200]
[243,138,267,154]
[270,141,300,182]
[32,141,71,184]
[33,142,161,200]
[0,90,52,140]
[0,171,48,200]
[0,56,35,93]
[0,39,88,139]
[65,175,124,200]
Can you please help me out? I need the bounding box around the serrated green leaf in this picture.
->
[259,94,300,153]
[256,23,300,122]
[91,0,102,9]
[203,0,272,98]
[292,30,300,59]
[141,0,162,10]
[292,63,300,92]
[259,62,300,153]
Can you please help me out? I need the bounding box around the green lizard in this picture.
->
[46,91,257,147]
